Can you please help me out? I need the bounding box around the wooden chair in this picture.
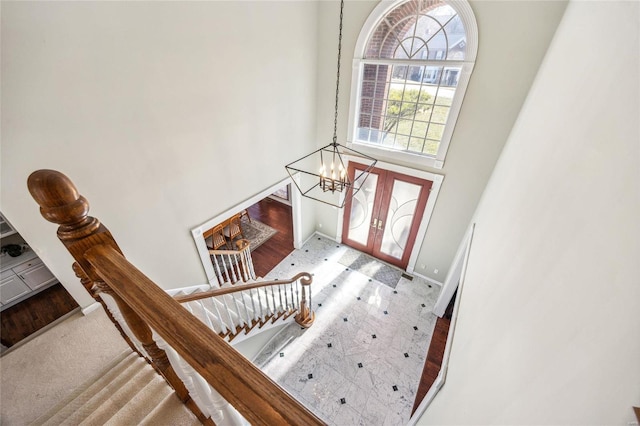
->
[240,209,251,223]
[223,213,245,248]
[203,224,227,250]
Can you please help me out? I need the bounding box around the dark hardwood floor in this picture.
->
[1,283,79,348]
[247,198,294,278]
[412,290,456,414]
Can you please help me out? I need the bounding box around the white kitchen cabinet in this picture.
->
[0,252,59,311]
[0,213,17,238]
[0,211,61,310]
[0,273,31,305]
[12,258,57,291]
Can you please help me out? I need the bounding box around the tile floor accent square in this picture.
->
[259,235,440,426]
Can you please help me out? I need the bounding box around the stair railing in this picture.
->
[27,169,323,426]
[174,272,315,342]
[208,239,256,286]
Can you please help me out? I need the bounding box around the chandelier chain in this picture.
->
[332,0,345,145]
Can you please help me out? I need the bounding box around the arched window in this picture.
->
[348,0,478,168]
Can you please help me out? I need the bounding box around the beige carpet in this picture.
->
[31,351,199,426]
[0,307,197,425]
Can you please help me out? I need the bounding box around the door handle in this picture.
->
[371,218,378,228]
[377,220,383,230]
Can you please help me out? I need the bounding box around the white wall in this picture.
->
[420,0,640,423]
[314,0,568,281]
[1,1,319,308]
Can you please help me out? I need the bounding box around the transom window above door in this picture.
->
[348,0,478,168]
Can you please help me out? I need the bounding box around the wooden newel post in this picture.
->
[26,170,190,402]
[294,273,315,328]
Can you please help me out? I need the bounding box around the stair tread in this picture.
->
[99,374,173,426]
[32,350,138,426]
[50,356,151,425]
[139,392,200,426]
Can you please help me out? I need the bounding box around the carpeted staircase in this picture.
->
[31,350,200,426]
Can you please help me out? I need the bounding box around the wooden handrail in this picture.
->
[85,244,322,425]
[174,272,312,303]
[207,239,250,256]
[27,170,198,418]
[27,169,324,426]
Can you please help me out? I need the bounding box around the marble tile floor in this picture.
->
[259,236,440,426]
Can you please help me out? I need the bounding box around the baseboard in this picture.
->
[313,230,338,243]
[301,231,337,247]
[411,270,444,287]
[81,302,102,315]
[406,369,445,426]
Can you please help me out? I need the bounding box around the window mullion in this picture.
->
[361,58,469,67]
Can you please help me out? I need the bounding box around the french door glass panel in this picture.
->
[347,172,379,246]
[379,180,421,259]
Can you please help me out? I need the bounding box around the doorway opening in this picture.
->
[192,179,299,286]
[246,195,294,278]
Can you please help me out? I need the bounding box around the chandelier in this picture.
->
[285,0,377,208]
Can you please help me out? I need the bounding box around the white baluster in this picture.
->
[244,250,256,281]
[211,255,223,286]
[100,293,146,357]
[218,254,230,285]
[239,250,247,282]
[227,254,238,283]
[219,295,237,336]
[206,297,228,335]
[248,288,259,321]
[230,292,246,328]
[153,332,217,422]
[270,286,278,320]
[255,288,267,322]
[195,300,218,332]
[239,291,252,329]
[208,387,250,425]
[277,284,284,312]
